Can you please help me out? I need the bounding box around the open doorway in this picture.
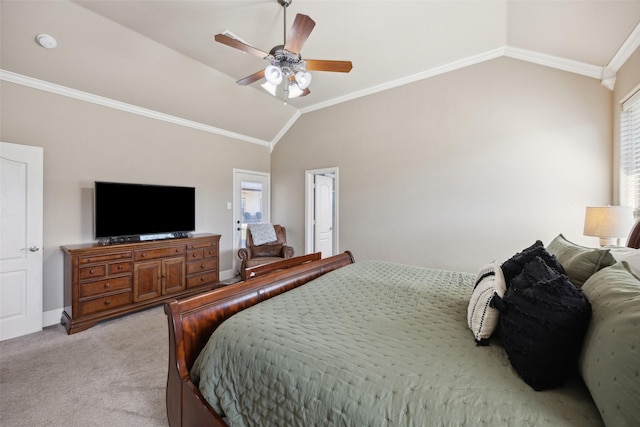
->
[233,169,270,276]
[305,167,338,258]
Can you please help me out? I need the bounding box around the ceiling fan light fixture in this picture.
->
[215,0,352,100]
[261,81,278,96]
[288,83,304,98]
[294,71,312,89]
[264,64,283,85]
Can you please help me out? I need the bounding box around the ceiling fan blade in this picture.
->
[237,70,265,86]
[300,88,311,97]
[306,59,353,73]
[214,34,272,59]
[284,14,316,54]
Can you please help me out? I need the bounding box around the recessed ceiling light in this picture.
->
[36,34,57,49]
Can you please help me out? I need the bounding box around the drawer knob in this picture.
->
[90,269,96,274]
[104,282,110,288]
[104,299,111,305]
[118,265,123,270]
[200,264,205,269]
[141,253,146,257]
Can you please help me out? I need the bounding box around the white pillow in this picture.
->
[467,262,507,345]
[608,247,640,276]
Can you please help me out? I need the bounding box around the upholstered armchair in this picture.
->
[238,224,294,280]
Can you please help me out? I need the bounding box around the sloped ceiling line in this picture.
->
[0,44,624,149]
[0,69,271,148]
[602,21,640,90]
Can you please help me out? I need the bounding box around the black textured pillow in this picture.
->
[509,254,560,290]
[499,257,592,391]
[501,240,565,286]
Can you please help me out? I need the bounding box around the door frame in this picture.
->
[232,169,270,274]
[305,167,339,256]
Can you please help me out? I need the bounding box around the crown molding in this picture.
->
[0,69,270,147]
[0,44,616,150]
[607,22,640,72]
[503,46,603,80]
[300,47,506,116]
[270,110,301,151]
[601,21,640,90]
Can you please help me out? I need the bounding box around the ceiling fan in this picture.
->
[214,0,353,101]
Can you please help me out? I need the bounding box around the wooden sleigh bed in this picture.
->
[165,251,355,427]
[165,225,640,427]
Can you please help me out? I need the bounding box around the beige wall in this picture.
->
[613,47,640,204]
[0,54,624,319]
[1,81,271,313]
[271,57,613,273]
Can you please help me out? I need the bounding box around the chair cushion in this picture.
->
[252,245,284,258]
[546,234,616,287]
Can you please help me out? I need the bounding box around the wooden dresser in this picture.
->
[61,233,221,334]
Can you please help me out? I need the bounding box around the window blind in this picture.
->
[621,90,640,217]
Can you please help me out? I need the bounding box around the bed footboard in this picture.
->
[164,251,355,427]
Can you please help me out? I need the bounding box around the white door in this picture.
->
[305,167,338,257]
[233,169,270,275]
[314,174,334,258]
[0,142,43,341]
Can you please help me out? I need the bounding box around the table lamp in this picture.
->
[583,206,634,246]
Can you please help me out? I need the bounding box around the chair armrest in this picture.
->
[238,248,251,260]
[283,246,295,258]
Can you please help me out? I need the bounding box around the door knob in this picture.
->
[22,246,40,252]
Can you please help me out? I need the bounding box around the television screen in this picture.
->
[94,181,195,240]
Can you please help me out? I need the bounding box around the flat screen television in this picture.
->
[94,181,195,241]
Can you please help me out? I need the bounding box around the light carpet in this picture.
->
[0,306,168,426]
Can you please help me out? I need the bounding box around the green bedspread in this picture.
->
[191,260,603,426]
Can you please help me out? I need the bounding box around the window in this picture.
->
[621,90,640,218]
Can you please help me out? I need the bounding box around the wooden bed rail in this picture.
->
[164,251,355,427]
[245,252,321,279]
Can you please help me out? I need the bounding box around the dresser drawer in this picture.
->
[186,259,217,275]
[78,291,132,316]
[203,248,218,260]
[187,240,218,250]
[79,264,107,281]
[79,276,133,298]
[109,261,132,275]
[186,271,218,288]
[134,245,186,261]
[79,251,131,265]
[187,249,203,262]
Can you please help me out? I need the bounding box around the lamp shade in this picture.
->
[264,65,283,85]
[294,71,312,90]
[287,83,303,99]
[260,81,278,96]
[584,206,634,246]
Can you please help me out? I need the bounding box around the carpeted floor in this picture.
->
[0,306,169,426]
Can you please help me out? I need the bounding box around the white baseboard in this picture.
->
[220,268,235,281]
[43,308,64,328]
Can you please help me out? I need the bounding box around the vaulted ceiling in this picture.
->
[2,1,639,147]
